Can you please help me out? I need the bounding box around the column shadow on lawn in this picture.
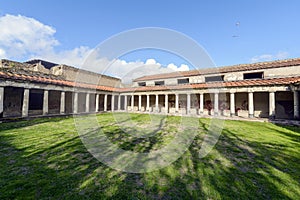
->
[0,116,70,132]
[0,116,299,199]
[189,119,300,199]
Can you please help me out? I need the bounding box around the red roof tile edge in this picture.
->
[134,57,300,81]
[1,70,300,93]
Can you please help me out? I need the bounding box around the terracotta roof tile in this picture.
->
[134,57,300,81]
[1,68,300,93]
[0,69,115,92]
[119,76,300,92]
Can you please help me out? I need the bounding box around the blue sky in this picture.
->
[0,0,299,79]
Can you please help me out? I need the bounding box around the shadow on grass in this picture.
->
[0,116,67,131]
[191,120,300,199]
[0,114,299,199]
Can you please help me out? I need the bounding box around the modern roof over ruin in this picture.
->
[1,66,300,93]
[134,58,300,82]
[25,59,58,69]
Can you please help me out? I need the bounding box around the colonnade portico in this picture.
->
[0,83,299,120]
[117,86,300,120]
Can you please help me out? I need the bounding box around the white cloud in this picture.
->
[82,57,189,84]
[0,48,6,58]
[0,14,190,84]
[167,63,189,71]
[145,58,158,65]
[33,46,92,67]
[250,51,289,63]
[0,14,59,59]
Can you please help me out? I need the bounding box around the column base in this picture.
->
[269,115,275,120]
[248,114,254,118]
[230,113,235,117]
[199,111,203,115]
[214,112,219,116]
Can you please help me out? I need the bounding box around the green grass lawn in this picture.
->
[0,113,299,199]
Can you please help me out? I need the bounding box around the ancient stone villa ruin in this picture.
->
[0,58,299,120]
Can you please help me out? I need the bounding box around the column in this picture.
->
[230,92,235,117]
[138,95,142,111]
[60,91,65,114]
[214,92,219,116]
[95,93,99,112]
[73,92,78,114]
[187,93,191,114]
[199,93,204,115]
[294,91,299,119]
[22,88,29,117]
[248,92,254,118]
[124,95,128,111]
[118,95,121,111]
[85,93,90,113]
[111,95,115,111]
[131,95,134,111]
[175,94,179,113]
[104,94,107,111]
[269,91,276,119]
[146,94,150,111]
[155,94,159,112]
[165,94,168,114]
[0,87,4,117]
[43,90,48,115]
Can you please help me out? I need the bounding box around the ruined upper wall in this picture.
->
[51,65,121,87]
[0,59,122,88]
[0,59,51,74]
[1,59,31,69]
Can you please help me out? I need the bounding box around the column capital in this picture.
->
[229,89,236,94]
[269,88,277,93]
[212,90,219,94]
[247,88,254,93]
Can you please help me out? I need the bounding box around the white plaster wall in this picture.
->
[189,76,205,83]
[265,66,300,78]
[224,72,243,81]
[253,92,269,118]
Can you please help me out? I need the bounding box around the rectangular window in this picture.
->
[243,72,264,80]
[205,75,224,82]
[155,81,165,86]
[138,82,146,86]
[177,78,189,84]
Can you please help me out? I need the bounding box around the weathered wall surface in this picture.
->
[3,87,23,117]
[1,59,121,88]
[49,90,61,114]
[51,65,121,87]
[133,65,300,86]
[65,92,73,114]
[254,92,269,118]
[276,91,293,119]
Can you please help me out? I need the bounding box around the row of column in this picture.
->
[0,87,299,119]
[126,91,300,119]
[14,88,116,117]
[21,89,67,117]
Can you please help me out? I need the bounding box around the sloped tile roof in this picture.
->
[0,69,115,92]
[1,66,300,93]
[134,58,300,81]
[119,76,300,92]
